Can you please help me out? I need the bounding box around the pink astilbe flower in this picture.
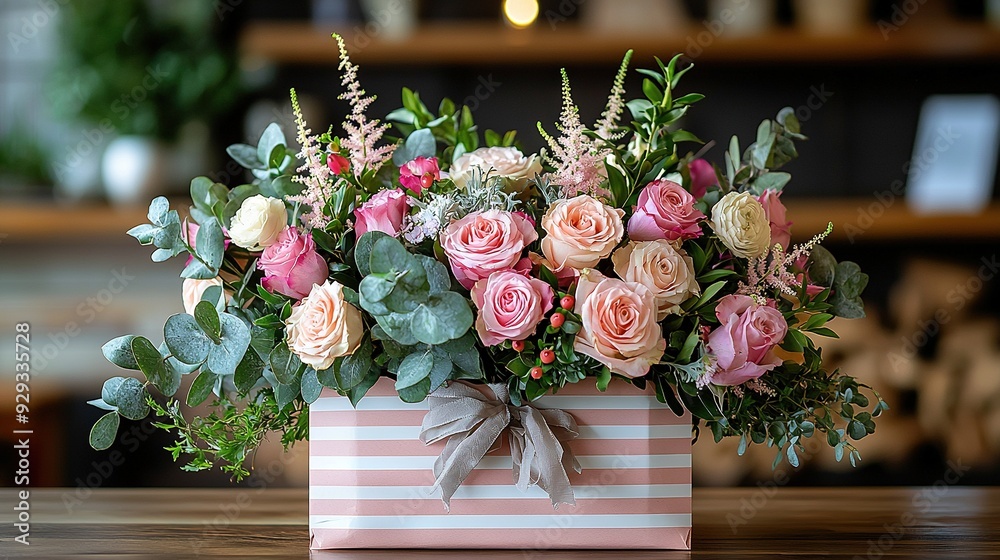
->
[594,50,632,142]
[287,89,338,230]
[738,222,834,299]
[538,69,611,199]
[334,35,394,176]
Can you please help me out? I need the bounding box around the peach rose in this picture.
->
[181,277,226,315]
[611,240,700,321]
[439,210,537,289]
[541,195,625,272]
[573,269,666,378]
[285,280,364,370]
[471,270,554,346]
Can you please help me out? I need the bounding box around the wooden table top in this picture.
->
[3,487,997,558]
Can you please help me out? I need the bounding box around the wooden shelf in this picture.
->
[785,199,1000,242]
[2,199,1000,242]
[240,21,1000,65]
[0,202,150,241]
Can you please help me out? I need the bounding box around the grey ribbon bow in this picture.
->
[418,382,582,510]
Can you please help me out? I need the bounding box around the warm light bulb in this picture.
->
[503,0,539,28]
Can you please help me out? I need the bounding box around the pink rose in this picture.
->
[354,189,409,239]
[757,189,792,250]
[440,210,537,289]
[540,194,625,272]
[258,227,329,299]
[627,180,705,242]
[328,153,350,175]
[398,156,440,195]
[471,270,554,346]
[688,159,717,199]
[706,294,788,386]
[574,269,666,378]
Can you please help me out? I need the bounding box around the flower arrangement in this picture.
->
[87,37,886,482]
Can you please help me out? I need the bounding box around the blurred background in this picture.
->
[2,0,999,490]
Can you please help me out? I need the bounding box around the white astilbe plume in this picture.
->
[288,88,337,229]
[738,222,834,299]
[594,50,632,142]
[334,34,394,175]
[538,69,611,199]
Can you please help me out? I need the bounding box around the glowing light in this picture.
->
[503,0,539,28]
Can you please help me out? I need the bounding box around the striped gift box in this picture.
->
[309,377,692,550]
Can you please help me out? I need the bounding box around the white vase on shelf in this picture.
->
[101,136,169,206]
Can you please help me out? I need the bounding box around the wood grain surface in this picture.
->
[2,487,997,558]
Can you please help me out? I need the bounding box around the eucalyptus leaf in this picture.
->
[114,377,149,420]
[347,366,381,407]
[130,336,172,396]
[397,377,431,403]
[164,313,211,365]
[355,231,389,277]
[205,314,251,376]
[194,300,222,342]
[89,412,120,450]
[102,336,139,370]
[396,351,433,390]
[256,122,286,167]
[410,292,473,345]
[234,349,266,393]
[269,342,303,386]
[187,369,216,407]
[300,367,323,404]
[101,377,126,406]
[227,143,265,170]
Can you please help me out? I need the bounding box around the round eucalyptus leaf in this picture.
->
[410,292,474,345]
[205,313,251,376]
[102,335,139,370]
[395,351,433,390]
[164,313,211,365]
[194,300,222,341]
[101,377,126,406]
[300,368,323,404]
[114,377,149,421]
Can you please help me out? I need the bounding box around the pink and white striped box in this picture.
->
[309,378,692,550]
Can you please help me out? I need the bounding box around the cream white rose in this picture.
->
[229,195,287,251]
[181,277,226,315]
[285,280,364,370]
[711,191,771,258]
[449,146,542,191]
[611,240,700,321]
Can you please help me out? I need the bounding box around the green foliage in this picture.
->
[358,234,474,354]
[49,0,243,141]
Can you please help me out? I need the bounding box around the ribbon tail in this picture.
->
[520,407,577,508]
[430,412,508,510]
